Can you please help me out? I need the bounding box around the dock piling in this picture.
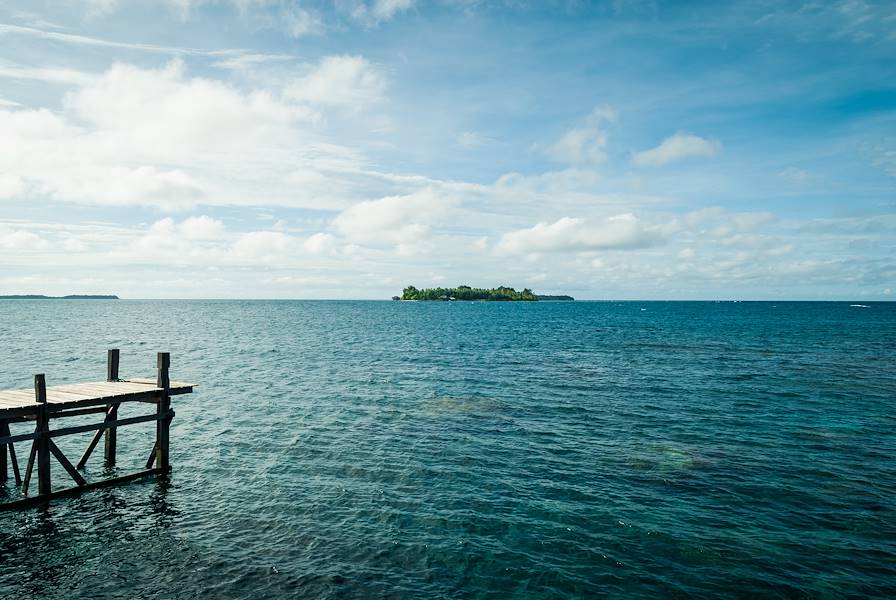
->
[104,349,120,465]
[34,374,51,496]
[155,352,171,472]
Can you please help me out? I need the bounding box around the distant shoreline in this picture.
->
[0,295,119,300]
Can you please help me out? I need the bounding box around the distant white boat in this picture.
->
[850,304,870,308]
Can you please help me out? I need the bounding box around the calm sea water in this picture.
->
[0,300,894,599]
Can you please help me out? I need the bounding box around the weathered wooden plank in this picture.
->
[49,411,172,439]
[43,392,160,414]
[49,406,109,419]
[126,378,194,394]
[0,468,166,511]
[0,406,39,420]
[3,410,171,446]
[0,391,35,402]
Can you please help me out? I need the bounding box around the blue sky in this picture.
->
[0,0,894,299]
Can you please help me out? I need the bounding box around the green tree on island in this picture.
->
[401,285,538,301]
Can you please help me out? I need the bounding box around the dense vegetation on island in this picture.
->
[536,295,575,301]
[0,295,119,300]
[401,285,543,301]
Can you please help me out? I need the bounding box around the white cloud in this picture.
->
[495,214,663,255]
[231,230,298,262]
[285,55,386,110]
[0,22,232,55]
[546,107,617,165]
[212,53,293,71]
[303,232,338,254]
[0,228,49,250]
[282,5,324,38]
[0,173,25,198]
[0,60,94,85]
[342,0,415,24]
[632,133,721,167]
[180,215,225,240]
[333,188,458,246]
[0,59,383,210]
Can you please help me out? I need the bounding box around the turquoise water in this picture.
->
[0,300,894,598]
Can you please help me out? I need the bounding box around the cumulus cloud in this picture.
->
[285,55,386,110]
[0,228,49,250]
[180,215,225,240]
[632,133,721,167]
[495,214,663,255]
[231,230,298,262]
[546,107,617,165]
[303,232,338,254]
[333,188,458,246]
[0,59,384,210]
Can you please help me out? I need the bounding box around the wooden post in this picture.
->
[155,353,171,472]
[0,420,18,485]
[104,349,120,465]
[35,374,51,496]
[0,420,6,483]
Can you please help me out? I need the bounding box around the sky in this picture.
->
[0,0,894,299]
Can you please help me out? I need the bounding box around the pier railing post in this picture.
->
[35,374,51,496]
[0,419,6,483]
[104,349,120,465]
[155,353,171,472]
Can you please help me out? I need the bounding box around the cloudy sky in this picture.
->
[0,0,894,299]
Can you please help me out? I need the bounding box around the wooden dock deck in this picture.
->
[0,379,193,417]
[0,350,193,510]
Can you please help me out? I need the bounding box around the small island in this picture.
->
[399,285,573,301]
[0,295,119,300]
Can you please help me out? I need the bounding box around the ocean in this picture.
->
[0,300,894,598]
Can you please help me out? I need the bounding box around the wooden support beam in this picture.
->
[0,421,21,486]
[155,353,171,472]
[49,439,87,487]
[35,374,51,496]
[3,422,21,486]
[0,410,172,446]
[22,436,36,495]
[77,404,117,469]
[0,421,6,483]
[50,406,109,419]
[105,349,120,465]
[0,468,165,511]
[145,441,158,469]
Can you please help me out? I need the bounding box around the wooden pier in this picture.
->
[0,350,193,510]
